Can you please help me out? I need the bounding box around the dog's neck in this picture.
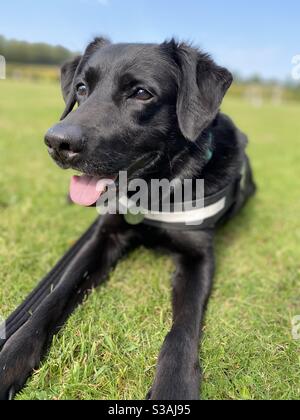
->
[166,114,244,198]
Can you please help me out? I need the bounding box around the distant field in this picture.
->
[4,63,300,102]
[6,63,59,82]
[0,79,300,400]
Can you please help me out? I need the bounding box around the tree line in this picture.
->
[0,35,74,65]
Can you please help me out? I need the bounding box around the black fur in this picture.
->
[0,39,256,400]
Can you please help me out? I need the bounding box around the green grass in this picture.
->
[0,80,300,400]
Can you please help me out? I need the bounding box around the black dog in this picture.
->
[0,38,256,400]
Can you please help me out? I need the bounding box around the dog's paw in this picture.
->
[0,325,44,400]
[147,379,200,401]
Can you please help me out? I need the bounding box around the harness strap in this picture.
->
[122,160,247,231]
[141,176,241,230]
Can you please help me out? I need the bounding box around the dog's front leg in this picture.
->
[149,247,215,401]
[0,215,139,400]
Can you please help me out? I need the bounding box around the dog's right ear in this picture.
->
[60,56,82,120]
[61,56,82,103]
[60,37,111,120]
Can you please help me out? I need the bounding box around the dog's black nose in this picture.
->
[45,124,84,160]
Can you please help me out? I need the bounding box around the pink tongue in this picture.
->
[70,175,114,207]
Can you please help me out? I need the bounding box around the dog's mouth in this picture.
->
[69,151,162,207]
[69,175,116,207]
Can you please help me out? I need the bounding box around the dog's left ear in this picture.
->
[175,43,233,141]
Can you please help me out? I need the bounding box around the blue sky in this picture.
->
[1,0,299,80]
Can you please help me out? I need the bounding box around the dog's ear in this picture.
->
[174,43,233,141]
[61,56,82,104]
[60,56,82,119]
[60,37,111,119]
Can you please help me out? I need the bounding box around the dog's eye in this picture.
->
[131,88,153,101]
[76,83,88,97]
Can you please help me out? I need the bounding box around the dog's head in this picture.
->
[45,38,232,206]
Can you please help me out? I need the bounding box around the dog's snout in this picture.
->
[45,124,84,160]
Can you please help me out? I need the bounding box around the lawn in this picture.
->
[0,79,299,400]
